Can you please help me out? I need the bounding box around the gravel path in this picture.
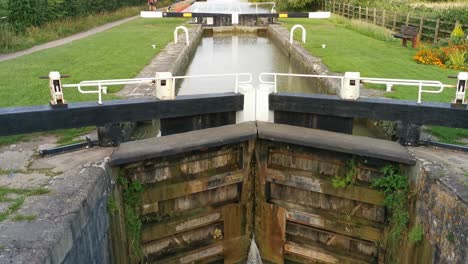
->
[0,16,138,62]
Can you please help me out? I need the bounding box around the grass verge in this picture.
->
[281,16,467,144]
[0,5,143,54]
[0,186,50,222]
[0,17,187,145]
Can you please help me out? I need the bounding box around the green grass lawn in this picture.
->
[0,18,186,107]
[281,17,467,145]
[0,18,187,145]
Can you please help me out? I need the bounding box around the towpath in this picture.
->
[0,16,138,62]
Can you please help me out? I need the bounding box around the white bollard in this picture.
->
[453,71,467,105]
[154,72,175,100]
[340,72,360,100]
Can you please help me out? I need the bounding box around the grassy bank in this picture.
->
[0,18,186,107]
[0,5,145,54]
[281,16,467,144]
[0,18,187,145]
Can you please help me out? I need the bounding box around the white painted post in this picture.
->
[256,84,275,122]
[341,72,360,100]
[174,26,190,46]
[235,84,256,123]
[48,71,66,106]
[232,13,239,25]
[154,72,175,100]
[454,71,468,105]
[290,24,306,44]
[386,83,393,92]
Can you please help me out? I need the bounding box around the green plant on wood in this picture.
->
[372,165,409,262]
[118,173,144,262]
[447,232,455,243]
[107,196,119,215]
[332,158,358,188]
[409,224,424,245]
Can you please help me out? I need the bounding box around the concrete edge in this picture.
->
[267,24,342,94]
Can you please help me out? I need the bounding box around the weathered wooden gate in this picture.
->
[109,122,415,264]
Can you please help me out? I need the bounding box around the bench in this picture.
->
[393,25,419,48]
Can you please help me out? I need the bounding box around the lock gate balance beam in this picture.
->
[270,92,468,129]
[0,93,243,137]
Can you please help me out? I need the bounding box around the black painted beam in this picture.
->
[270,93,468,128]
[0,93,243,136]
[161,12,309,19]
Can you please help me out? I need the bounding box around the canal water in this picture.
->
[176,32,318,95]
[174,30,384,139]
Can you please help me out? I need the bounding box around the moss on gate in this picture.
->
[117,173,144,263]
[372,165,410,263]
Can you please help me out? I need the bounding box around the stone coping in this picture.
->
[257,121,416,165]
[111,121,416,166]
[110,122,258,166]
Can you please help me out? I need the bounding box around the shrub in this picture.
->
[6,0,143,32]
[450,23,465,45]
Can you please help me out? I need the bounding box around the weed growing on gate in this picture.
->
[118,172,145,262]
[372,165,409,263]
[409,224,424,245]
[332,158,357,188]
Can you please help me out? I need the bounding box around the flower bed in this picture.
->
[413,23,468,71]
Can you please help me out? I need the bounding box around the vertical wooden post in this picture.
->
[434,18,440,43]
[405,13,410,26]
[366,7,369,22]
[373,8,376,24]
[382,10,386,27]
[358,6,361,21]
[418,16,424,34]
[392,13,397,30]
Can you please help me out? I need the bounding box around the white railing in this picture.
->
[62,73,252,104]
[174,26,189,46]
[63,77,155,104]
[360,77,454,103]
[290,24,306,44]
[259,72,345,93]
[259,72,457,103]
[172,73,252,94]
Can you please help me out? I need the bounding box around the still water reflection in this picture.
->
[177,33,318,95]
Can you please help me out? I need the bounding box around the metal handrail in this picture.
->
[172,73,252,94]
[259,72,455,103]
[290,25,306,44]
[174,26,189,46]
[360,77,453,103]
[259,72,345,93]
[62,73,253,104]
